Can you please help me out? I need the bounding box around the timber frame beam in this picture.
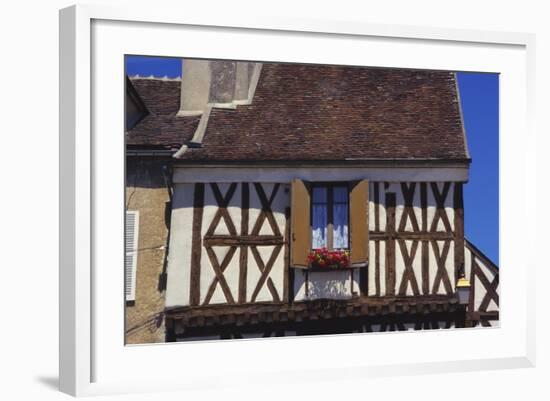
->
[165,295,461,331]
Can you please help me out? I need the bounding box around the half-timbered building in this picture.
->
[125,60,499,342]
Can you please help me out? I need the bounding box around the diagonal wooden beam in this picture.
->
[398,183,420,232]
[206,183,238,236]
[429,182,452,233]
[250,183,281,236]
[250,245,283,302]
[475,262,499,311]
[203,246,237,305]
[431,240,453,294]
[397,239,420,296]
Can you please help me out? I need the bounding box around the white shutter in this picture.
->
[125,211,139,302]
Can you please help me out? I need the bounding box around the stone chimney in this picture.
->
[177,59,211,116]
[177,60,261,117]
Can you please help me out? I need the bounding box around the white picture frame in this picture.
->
[59,4,536,397]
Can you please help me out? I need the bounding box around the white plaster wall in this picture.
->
[368,182,387,232]
[468,248,483,310]
[271,184,290,235]
[368,190,376,232]
[293,271,305,300]
[464,246,472,278]
[367,240,376,295]
[165,183,195,307]
[367,241,386,296]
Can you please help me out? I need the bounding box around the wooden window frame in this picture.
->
[310,182,350,251]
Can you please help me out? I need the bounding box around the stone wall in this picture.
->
[125,157,172,344]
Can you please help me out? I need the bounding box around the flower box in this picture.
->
[307,248,350,270]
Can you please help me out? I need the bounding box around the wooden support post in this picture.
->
[189,183,204,306]
[385,192,396,296]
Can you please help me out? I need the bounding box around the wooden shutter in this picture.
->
[125,211,140,302]
[291,179,310,268]
[349,180,369,266]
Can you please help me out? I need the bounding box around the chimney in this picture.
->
[234,61,251,101]
[177,60,261,117]
[177,59,211,116]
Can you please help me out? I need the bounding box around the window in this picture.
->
[125,210,140,302]
[291,179,368,269]
[311,184,349,250]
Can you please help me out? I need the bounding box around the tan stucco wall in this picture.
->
[125,158,171,344]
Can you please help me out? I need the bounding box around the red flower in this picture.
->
[307,248,350,269]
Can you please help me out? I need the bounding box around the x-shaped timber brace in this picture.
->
[197,183,285,305]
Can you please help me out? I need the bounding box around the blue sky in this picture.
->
[126,56,499,265]
[126,56,182,78]
[456,72,499,265]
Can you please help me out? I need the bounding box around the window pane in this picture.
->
[312,203,327,248]
[333,186,348,203]
[333,187,349,249]
[312,187,327,204]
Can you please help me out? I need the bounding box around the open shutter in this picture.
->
[291,179,310,268]
[125,211,140,302]
[349,180,369,266]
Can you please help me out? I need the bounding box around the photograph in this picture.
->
[124,56,499,344]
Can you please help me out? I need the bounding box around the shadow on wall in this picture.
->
[157,199,172,292]
[126,158,173,189]
[307,272,351,299]
[125,158,174,294]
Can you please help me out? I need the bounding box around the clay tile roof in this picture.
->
[127,63,469,162]
[126,78,200,151]
[179,63,469,163]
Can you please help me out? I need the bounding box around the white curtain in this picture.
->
[312,187,327,248]
[333,187,349,249]
[312,206,327,248]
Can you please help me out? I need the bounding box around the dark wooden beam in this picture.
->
[453,182,465,284]
[385,192,396,296]
[189,183,204,306]
[370,231,454,240]
[203,235,284,246]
